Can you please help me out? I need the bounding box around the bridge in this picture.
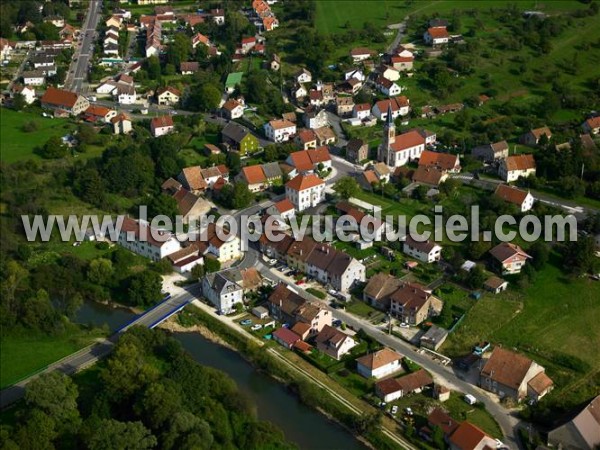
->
[0,284,201,410]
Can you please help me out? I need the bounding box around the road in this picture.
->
[257,264,523,449]
[0,285,201,410]
[65,0,102,93]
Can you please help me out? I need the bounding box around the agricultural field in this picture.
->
[0,109,76,163]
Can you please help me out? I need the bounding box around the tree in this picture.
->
[146,55,161,80]
[147,193,180,222]
[227,152,241,175]
[231,182,254,209]
[88,258,114,285]
[25,372,80,433]
[191,264,205,279]
[12,93,26,111]
[14,409,57,450]
[128,270,163,308]
[38,136,68,159]
[333,177,360,199]
[74,168,106,205]
[85,419,157,450]
[135,381,181,429]
[561,237,598,276]
[188,84,221,111]
[431,425,445,449]
[21,289,59,332]
[528,241,549,270]
[204,257,221,273]
[163,412,213,450]
[465,265,486,289]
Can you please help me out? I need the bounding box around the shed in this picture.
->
[470,291,482,300]
[461,260,476,272]
[252,306,269,319]
[484,276,508,294]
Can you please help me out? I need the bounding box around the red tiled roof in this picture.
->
[85,105,112,117]
[494,184,529,206]
[356,348,403,370]
[489,243,531,263]
[418,150,459,171]
[222,99,241,111]
[350,47,376,57]
[151,115,174,129]
[427,26,449,39]
[268,119,295,130]
[585,116,600,129]
[41,87,79,108]
[241,165,267,184]
[504,154,536,171]
[354,103,371,112]
[390,130,425,152]
[480,347,534,389]
[285,174,324,191]
[157,86,181,97]
[449,422,489,450]
[274,198,294,213]
[241,36,256,44]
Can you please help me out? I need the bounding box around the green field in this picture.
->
[315,1,590,34]
[0,109,76,163]
[0,328,104,388]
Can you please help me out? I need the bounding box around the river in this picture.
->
[76,301,367,450]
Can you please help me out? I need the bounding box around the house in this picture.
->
[261,161,283,184]
[41,87,90,115]
[370,162,391,183]
[372,96,410,121]
[426,408,459,437]
[303,108,328,129]
[263,16,279,31]
[350,47,376,63]
[221,122,259,155]
[358,170,380,191]
[520,126,552,146]
[240,36,256,53]
[313,126,337,146]
[303,240,366,292]
[494,184,534,212]
[582,116,600,135]
[11,84,36,105]
[484,276,508,294]
[116,217,181,261]
[111,113,132,135]
[264,119,296,143]
[390,54,414,71]
[489,242,531,275]
[272,327,300,349]
[178,166,207,192]
[150,115,174,137]
[418,150,461,173]
[412,166,448,186]
[192,32,210,49]
[376,369,434,402]
[84,105,117,123]
[167,243,204,273]
[479,347,553,401]
[267,198,295,221]
[295,129,318,150]
[199,222,241,263]
[201,166,230,188]
[268,283,332,334]
[156,86,181,105]
[285,174,326,211]
[448,421,497,450]
[346,138,368,163]
[315,325,357,360]
[336,201,387,241]
[424,26,450,45]
[375,378,404,402]
[336,96,355,117]
[221,99,244,120]
[290,322,311,341]
[22,71,45,86]
[202,272,244,314]
[353,103,371,121]
[269,53,281,71]
[390,282,441,325]
[471,141,509,162]
[420,325,449,351]
[180,61,199,75]
[379,65,401,82]
[376,77,402,96]
[170,188,208,223]
[116,84,137,105]
[295,68,312,84]
[403,236,442,263]
[499,154,536,182]
[345,68,366,82]
[356,348,403,379]
[238,165,267,192]
[0,38,14,61]
[309,89,324,107]
[292,83,308,99]
[339,77,362,95]
[547,395,600,450]
[363,273,403,310]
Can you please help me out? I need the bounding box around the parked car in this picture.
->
[404,407,413,416]
[240,319,252,326]
[269,259,278,266]
[332,319,342,327]
[399,322,409,328]
[379,401,387,409]
[464,394,477,405]
[295,279,305,285]
[250,324,263,331]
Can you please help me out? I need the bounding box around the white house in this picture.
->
[295,68,312,84]
[345,68,366,82]
[111,113,133,135]
[156,86,180,106]
[23,71,45,86]
[264,119,296,142]
[494,184,535,212]
[403,236,442,263]
[150,115,174,137]
[303,109,328,129]
[202,223,242,263]
[499,154,536,182]
[350,47,375,63]
[372,96,410,120]
[424,26,449,45]
[285,174,325,212]
[117,217,181,262]
[356,348,403,379]
[221,99,244,120]
[315,325,357,360]
[376,77,402,96]
[202,272,244,315]
[380,66,400,82]
[11,84,36,104]
[353,103,371,120]
[267,198,296,221]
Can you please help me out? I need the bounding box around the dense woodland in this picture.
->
[0,327,296,450]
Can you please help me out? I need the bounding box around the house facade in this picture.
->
[403,236,442,263]
[285,174,326,211]
[315,325,356,360]
[265,119,296,142]
[356,348,403,379]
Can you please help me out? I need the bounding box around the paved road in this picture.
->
[258,264,523,449]
[0,284,201,410]
[65,0,102,93]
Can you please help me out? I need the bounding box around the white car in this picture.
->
[269,259,278,266]
[404,407,413,416]
[250,324,263,331]
[399,322,409,328]
[464,394,477,405]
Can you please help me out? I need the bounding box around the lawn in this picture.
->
[346,300,385,323]
[0,327,105,388]
[0,108,76,163]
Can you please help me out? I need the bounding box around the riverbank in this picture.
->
[170,304,410,450]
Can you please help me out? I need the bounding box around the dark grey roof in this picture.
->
[222,122,251,143]
[261,162,282,179]
[420,325,448,344]
[206,272,242,295]
[346,138,366,152]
